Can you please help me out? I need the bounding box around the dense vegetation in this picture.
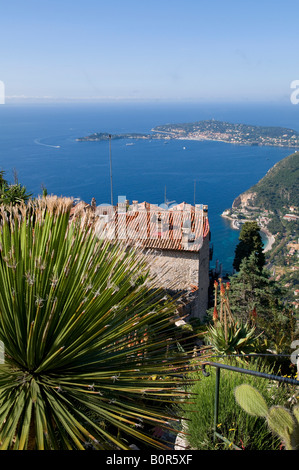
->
[245,152,299,212]
[184,273,298,451]
[182,358,288,450]
[229,152,298,312]
[233,221,265,272]
[229,253,295,354]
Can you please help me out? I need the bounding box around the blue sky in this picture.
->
[1,0,298,102]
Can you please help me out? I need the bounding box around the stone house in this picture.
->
[93,199,211,320]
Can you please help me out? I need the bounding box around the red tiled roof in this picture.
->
[95,201,209,252]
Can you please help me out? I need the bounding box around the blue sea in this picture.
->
[0,101,298,273]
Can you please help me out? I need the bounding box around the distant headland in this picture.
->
[76,119,299,148]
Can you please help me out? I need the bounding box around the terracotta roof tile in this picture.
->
[95,201,209,252]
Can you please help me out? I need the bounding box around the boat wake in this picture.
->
[34,138,60,149]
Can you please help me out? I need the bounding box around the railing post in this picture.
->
[200,357,299,449]
[213,366,220,441]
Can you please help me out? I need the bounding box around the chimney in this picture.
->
[181,219,191,250]
[169,211,174,239]
[91,197,96,209]
[181,228,190,250]
[117,201,126,214]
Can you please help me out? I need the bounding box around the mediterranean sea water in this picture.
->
[0,101,298,273]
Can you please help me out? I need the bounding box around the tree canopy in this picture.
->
[228,252,295,351]
[233,221,265,272]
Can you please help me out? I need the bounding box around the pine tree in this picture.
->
[233,221,265,272]
[228,252,295,351]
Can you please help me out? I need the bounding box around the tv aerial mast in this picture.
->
[109,134,113,206]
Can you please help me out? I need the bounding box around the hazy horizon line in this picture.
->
[3,95,292,106]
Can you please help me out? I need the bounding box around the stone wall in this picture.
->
[144,233,210,319]
[197,232,210,319]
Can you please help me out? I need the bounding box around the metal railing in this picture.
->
[200,355,299,450]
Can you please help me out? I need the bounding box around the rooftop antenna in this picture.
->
[164,185,175,207]
[109,134,113,206]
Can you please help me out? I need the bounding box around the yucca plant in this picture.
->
[0,197,191,450]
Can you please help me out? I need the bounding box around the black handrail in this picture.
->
[200,358,299,450]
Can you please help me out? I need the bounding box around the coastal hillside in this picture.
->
[232,152,299,212]
[224,152,299,310]
[153,120,299,147]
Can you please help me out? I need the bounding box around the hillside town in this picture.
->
[152,120,299,148]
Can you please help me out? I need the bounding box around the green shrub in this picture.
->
[181,358,287,450]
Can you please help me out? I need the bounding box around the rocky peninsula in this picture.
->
[77,120,299,148]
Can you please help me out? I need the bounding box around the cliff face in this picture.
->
[232,152,299,212]
[232,191,257,209]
